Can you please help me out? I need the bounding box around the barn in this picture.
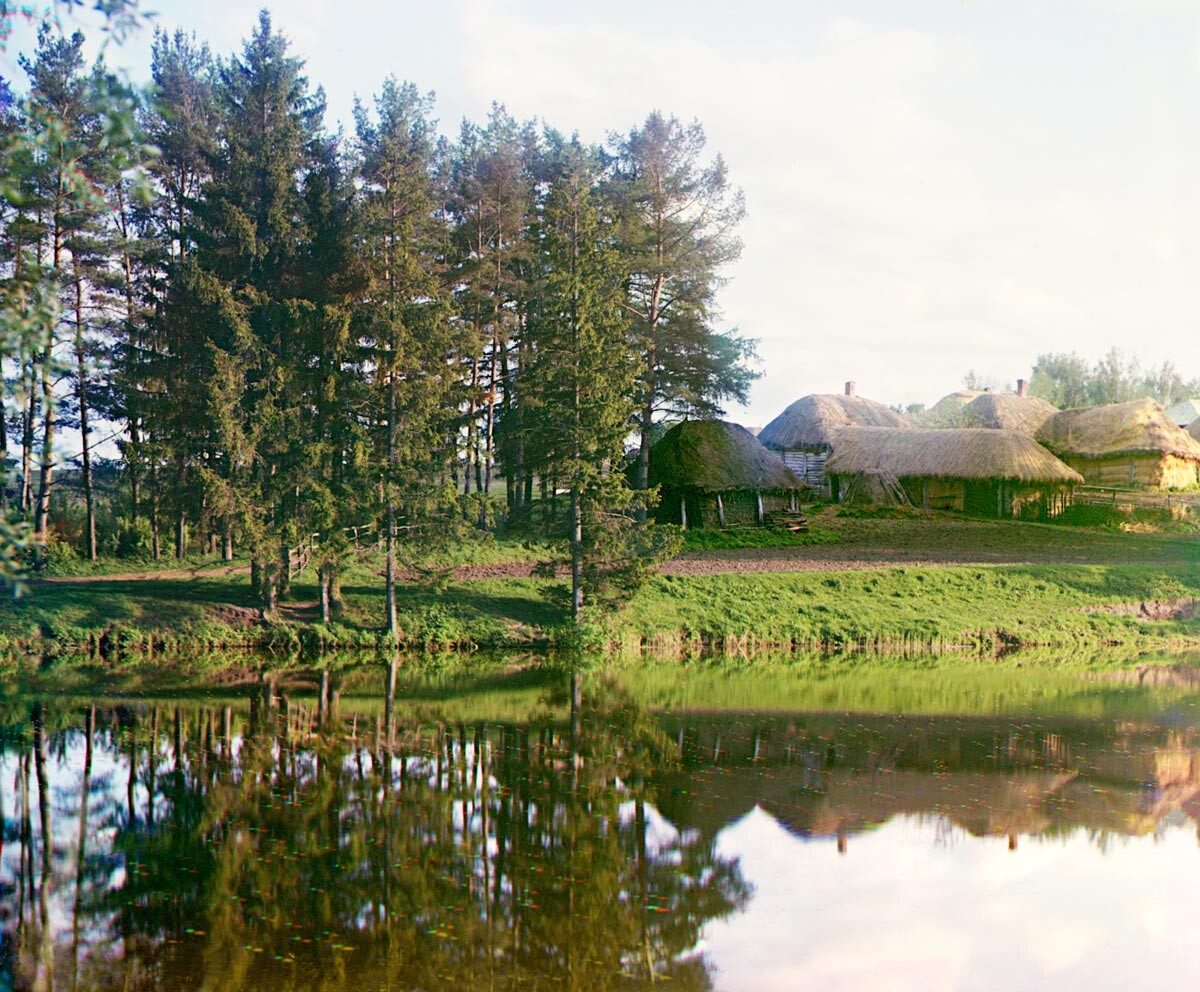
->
[824,426,1082,519]
[757,382,908,494]
[648,419,807,529]
[1035,399,1200,490]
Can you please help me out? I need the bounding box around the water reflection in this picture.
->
[655,713,1200,847]
[2,671,1200,990]
[0,678,747,991]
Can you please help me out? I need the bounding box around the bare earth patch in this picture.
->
[1081,599,1200,622]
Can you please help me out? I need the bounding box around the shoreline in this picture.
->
[6,516,1199,667]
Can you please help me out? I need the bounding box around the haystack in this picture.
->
[1035,399,1200,490]
[918,389,983,427]
[825,426,1081,518]
[648,419,805,528]
[959,392,1058,435]
[758,384,908,494]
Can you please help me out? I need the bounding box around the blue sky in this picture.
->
[5,0,1200,425]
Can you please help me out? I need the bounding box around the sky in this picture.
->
[703,808,1200,990]
[5,0,1200,428]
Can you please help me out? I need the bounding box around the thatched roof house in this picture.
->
[1166,399,1200,427]
[959,391,1058,435]
[757,382,908,493]
[825,426,1082,518]
[1189,418,1200,443]
[1035,399,1200,490]
[648,419,805,528]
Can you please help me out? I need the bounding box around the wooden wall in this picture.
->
[779,450,829,495]
[1063,453,1199,490]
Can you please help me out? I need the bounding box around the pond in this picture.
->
[3,661,1200,990]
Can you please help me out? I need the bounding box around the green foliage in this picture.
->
[1030,349,1200,408]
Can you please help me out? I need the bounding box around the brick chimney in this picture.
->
[845,381,856,397]
[1016,378,1028,398]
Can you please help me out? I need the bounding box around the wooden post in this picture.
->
[716,494,726,527]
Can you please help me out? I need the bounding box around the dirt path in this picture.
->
[37,518,1196,585]
[41,562,253,584]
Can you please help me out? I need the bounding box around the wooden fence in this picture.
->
[1073,486,1200,514]
[286,522,380,577]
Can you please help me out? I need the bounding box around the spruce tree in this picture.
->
[354,76,458,638]
[524,135,642,621]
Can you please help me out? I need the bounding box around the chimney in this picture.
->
[845,381,856,397]
[1016,378,1028,398]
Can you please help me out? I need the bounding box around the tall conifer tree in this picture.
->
[609,112,756,505]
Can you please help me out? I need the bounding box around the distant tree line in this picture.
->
[0,11,755,626]
[1027,350,1200,410]
[953,350,1199,412]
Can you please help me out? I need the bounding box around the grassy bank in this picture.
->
[5,561,1200,661]
[3,514,1199,662]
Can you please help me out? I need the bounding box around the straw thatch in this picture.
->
[758,393,908,452]
[1189,418,1200,442]
[649,419,804,494]
[1036,399,1200,460]
[1166,399,1200,427]
[919,389,983,426]
[959,392,1058,435]
[825,427,1083,483]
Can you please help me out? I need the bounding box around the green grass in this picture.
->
[613,564,1200,650]
[6,515,1200,662]
[679,526,838,552]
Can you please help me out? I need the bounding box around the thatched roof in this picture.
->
[1189,418,1200,442]
[649,419,805,493]
[825,427,1083,483]
[959,392,1058,435]
[758,393,908,451]
[919,389,983,426]
[1035,399,1200,460]
[1166,399,1200,427]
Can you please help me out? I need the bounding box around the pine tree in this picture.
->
[445,107,538,510]
[609,112,756,507]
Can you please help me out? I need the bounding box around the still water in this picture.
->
[3,663,1200,991]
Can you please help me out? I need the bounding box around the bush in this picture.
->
[112,515,156,559]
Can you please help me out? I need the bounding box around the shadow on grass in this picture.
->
[14,577,260,632]
[340,582,569,630]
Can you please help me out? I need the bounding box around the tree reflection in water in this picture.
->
[0,675,749,991]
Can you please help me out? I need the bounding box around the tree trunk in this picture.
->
[278,537,291,601]
[330,569,343,614]
[73,270,97,560]
[320,565,331,625]
[21,365,36,514]
[385,369,398,641]
[570,486,583,623]
[34,342,55,543]
[464,357,479,495]
[0,390,7,508]
[262,564,277,615]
